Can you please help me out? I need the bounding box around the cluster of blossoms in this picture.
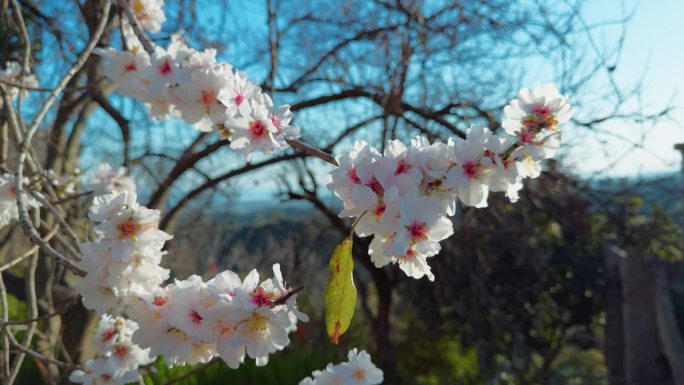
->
[125,263,308,367]
[328,84,573,281]
[0,174,40,227]
[0,61,38,108]
[76,190,172,312]
[95,0,300,161]
[69,315,153,385]
[299,349,383,385]
[88,163,136,195]
[74,173,309,371]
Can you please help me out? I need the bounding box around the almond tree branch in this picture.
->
[286,138,338,166]
[30,191,82,257]
[159,152,305,230]
[12,0,110,278]
[120,0,342,170]
[0,226,59,272]
[116,0,155,54]
[2,325,80,371]
[0,273,10,381]
[9,0,32,117]
[6,248,38,385]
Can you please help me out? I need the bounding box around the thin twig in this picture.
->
[30,191,82,257]
[286,138,338,166]
[13,0,110,278]
[0,122,8,171]
[3,327,80,371]
[117,0,155,54]
[0,78,101,93]
[5,296,79,326]
[6,246,38,385]
[50,190,94,206]
[0,273,10,381]
[0,226,59,272]
[9,0,32,119]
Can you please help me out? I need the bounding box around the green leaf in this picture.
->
[324,236,356,344]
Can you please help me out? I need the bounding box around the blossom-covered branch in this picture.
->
[327,84,573,281]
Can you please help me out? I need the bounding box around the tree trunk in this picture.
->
[604,243,626,385]
[619,247,673,385]
[655,265,684,385]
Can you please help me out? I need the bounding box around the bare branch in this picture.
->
[12,0,110,278]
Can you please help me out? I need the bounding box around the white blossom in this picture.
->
[327,85,573,281]
[89,163,136,196]
[0,174,40,227]
[299,348,383,385]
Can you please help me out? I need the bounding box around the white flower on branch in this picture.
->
[327,85,574,281]
[69,315,153,385]
[75,190,308,369]
[96,33,302,160]
[89,163,136,196]
[502,83,573,161]
[0,174,40,227]
[299,348,383,385]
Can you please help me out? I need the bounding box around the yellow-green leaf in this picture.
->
[324,236,356,344]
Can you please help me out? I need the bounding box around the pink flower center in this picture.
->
[152,296,167,307]
[117,220,141,240]
[367,178,384,195]
[354,369,366,380]
[158,60,172,76]
[530,105,552,115]
[249,120,268,138]
[462,161,479,179]
[101,329,115,342]
[395,159,410,175]
[522,105,558,132]
[517,128,542,146]
[124,62,137,73]
[250,287,273,307]
[348,168,361,184]
[189,310,203,325]
[114,344,129,358]
[374,202,386,218]
[235,94,245,106]
[201,90,215,106]
[409,222,428,241]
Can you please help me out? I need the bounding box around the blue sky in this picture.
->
[570,0,684,176]
[67,0,684,201]
[222,0,684,204]
[217,0,684,178]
